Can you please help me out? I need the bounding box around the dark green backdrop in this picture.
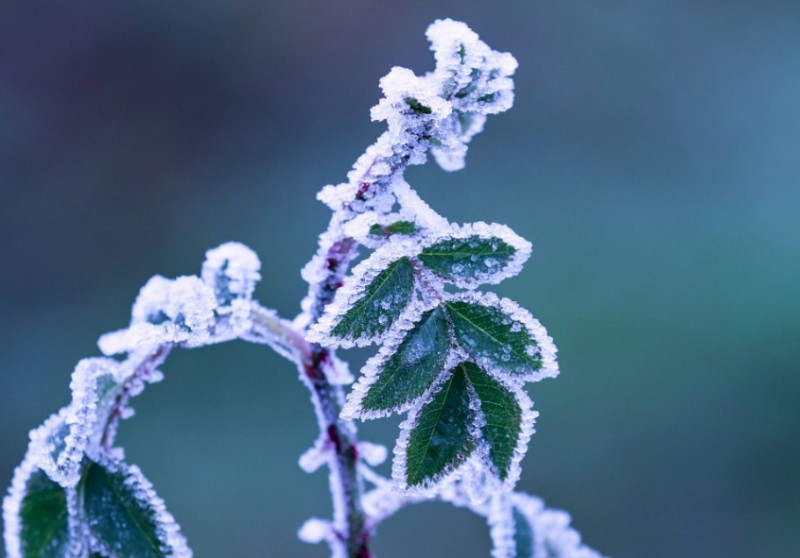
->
[2,1,798,556]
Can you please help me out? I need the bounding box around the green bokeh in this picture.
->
[2,2,798,557]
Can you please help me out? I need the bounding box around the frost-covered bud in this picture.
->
[371,67,453,134]
[201,242,262,304]
[131,275,174,325]
[101,274,218,354]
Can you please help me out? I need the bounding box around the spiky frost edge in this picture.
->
[509,493,607,558]
[390,351,481,494]
[466,370,538,493]
[87,454,192,558]
[2,450,86,558]
[307,239,422,348]
[341,299,446,420]
[28,358,120,488]
[487,492,518,558]
[201,241,262,302]
[3,450,35,558]
[446,291,559,383]
[419,222,532,289]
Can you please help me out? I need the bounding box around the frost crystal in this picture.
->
[86,456,192,557]
[201,242,262,304]
[2,450,35,558]
[28,358,120,488]
[510,493,607,558]
[307,239,421,348]
[99,275,218,354]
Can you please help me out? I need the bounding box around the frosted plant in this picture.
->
[2,19,607,558]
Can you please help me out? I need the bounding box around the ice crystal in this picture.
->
[307,238,421,348]
[28,358,120,488]
[201,242,262,304]
[99,275,218,355]
[2,450,35,558]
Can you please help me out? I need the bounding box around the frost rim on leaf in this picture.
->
[445,291,559,383]
[307,239,422,348]
[418,221,532,289]
[341,299,449,420]
[85,454,192,558]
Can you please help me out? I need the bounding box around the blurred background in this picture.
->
[1,1,798,556]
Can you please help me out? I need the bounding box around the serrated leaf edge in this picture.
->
[86,455,192,558]
[307,239,422,348]
[390,352,476,494]
[418,221,531,289]
[465,367,537,491]
[341,299,448,420]
[445,291,559,383]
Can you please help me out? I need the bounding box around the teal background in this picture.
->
[1,1,798,556]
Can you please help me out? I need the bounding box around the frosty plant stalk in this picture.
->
[3,19,607,558]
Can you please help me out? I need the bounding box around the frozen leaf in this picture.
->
[400,365,475,488]
[418,222,531,288]
[345,306,450,419]
[84,459,191,558]
[201,242,261,305]
[308,242,419,348]
[463,363,522,481]
[2,450,74,558]
[444,292,558,382]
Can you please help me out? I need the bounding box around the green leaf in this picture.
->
[18,467,71,558]
[418,226,527,287]
[83,461,166,558]
[511,506,534,558]
[404,364,474,487]
[359,306,450,415]
[368,221,418,238]
[463,363,522,480]
[331,256,415,343]
[445,299,543,378]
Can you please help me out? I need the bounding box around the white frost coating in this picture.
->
[358,441,388,466]
[468,372,538,493]
[488,492,516,558]
[99,275,218,355]
[324,353,355,386]
[368,19,518,174]
[306,238,422,348]
[511,493,608,558]
[426,19,517,171]
[298,437,329,474]
[341,298,445,421]
[390,351,474,494]
[419,221,532,289]
[90,455,192,557]
[446,291,560,383]
[28,358,119,488]
[297,517,331,544]
[2,450,35,558]
[201,242,262,302]
[391,178,450,232]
